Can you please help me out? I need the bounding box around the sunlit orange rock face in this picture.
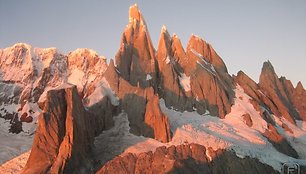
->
[115,4,157,89]
[156,27,191,112]
[115,4,234,118]
[96,144,278,174]
[145,95,171,143]
[23,86,93,174]
[236,61,306,124]
[156,28,234,117]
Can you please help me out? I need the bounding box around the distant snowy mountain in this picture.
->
[1,4,306,174]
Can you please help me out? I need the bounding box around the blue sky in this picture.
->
[1,0,305,86]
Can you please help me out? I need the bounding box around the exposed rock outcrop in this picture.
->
[115,4,158,89]
[185,35,234,117]
[259,61,299,124]
[235,67,305,125]
[96,144,278,174]
[235,67,300,159]
[22,85,94,174]
[103,60,172,142]
[156,27,234,118]
[156,26,191,112]
[144,95,171,143]
[262,124,298,158]
[292,82,306,120]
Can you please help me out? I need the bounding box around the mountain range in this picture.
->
[0,4,305,174]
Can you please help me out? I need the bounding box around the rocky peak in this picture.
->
[129,4,143,23]
[23,85,94,174]
[156,25,172,63]
[69,48,103,59]
[292,81,306,121]
[261,61,275,76]
[115,4,157,89]
[103,59,119,93]
[259,61,283,92]
[259,61,299,124]
[186,34,228,73]
[171,34,188,71]
[296,81,305,93]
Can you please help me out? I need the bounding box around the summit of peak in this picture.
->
[172,33,179,38]
[69,48,105,59]
[190,33,203,41]
[129,3,142,22]
[11,42,32,50]
[161,25,167,32]
[296,81,304,90]
[262,60,274,71]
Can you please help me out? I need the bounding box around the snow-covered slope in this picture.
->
[92,85,306,172]
[161,85,306,172]
[0,43,109,166]
[0,119,33,164]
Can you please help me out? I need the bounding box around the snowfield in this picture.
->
[1,85,306,173]
[161,85,306,172]
[93,85,306,172]
[0,119,33,164]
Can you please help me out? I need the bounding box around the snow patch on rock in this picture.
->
[178,73,191,92]
[86,77,119,107]
[165,56,170,64]
[146,74,152,81]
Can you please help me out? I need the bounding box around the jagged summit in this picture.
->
[161,25,168,33]
[296,81,304,90]
[261,60,275,72]
[9,42,32,50]
[128,3,146,27]
[129,4,141,21]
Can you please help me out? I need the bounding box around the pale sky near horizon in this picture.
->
[1,0,305,86]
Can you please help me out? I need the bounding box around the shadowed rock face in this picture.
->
[96,143,278,174]
[22,85,94,174]
[103,61,172,142]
